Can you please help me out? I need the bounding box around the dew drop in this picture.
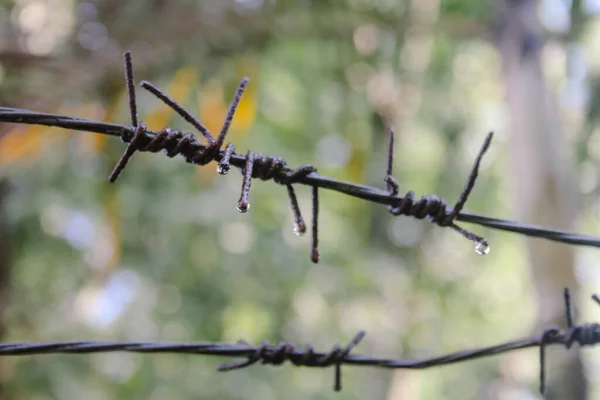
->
[293,222,306,237]
[474,241,491,256]
[236,201,250,213]
[217,163,230,175]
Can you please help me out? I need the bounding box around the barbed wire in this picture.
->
[0,288,592,395]
[1,52,600,263]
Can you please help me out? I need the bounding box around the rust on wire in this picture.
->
[2,51,600,256]
[0,289,596,394]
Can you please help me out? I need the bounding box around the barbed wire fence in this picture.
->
[1,52,600,396]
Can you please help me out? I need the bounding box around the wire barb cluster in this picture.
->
[384,128,493,253]
[107,52,322,262]
[2,51,600,256]
[0,288,595,394]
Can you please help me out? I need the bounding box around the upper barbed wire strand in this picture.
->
[1,107,599,249]
[1,49,600,251]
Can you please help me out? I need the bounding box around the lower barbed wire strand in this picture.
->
[0,288,595,394]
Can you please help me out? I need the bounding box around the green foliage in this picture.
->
[1,0,595,398]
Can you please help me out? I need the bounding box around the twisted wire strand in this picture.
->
[384,128,492,251]
[0,288,595,394]
[1,52,600,253]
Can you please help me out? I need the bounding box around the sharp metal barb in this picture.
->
[140,80,215,145]
[286,184,306,236]
[445,132,493,223]
[564,288,574,328]
[311,185,319,263]
[123,51,138,128]
[217,78,249,148]
[237,151,255,213]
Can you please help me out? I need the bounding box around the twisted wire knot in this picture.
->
[108,51,322,263]
[218,331,365,391]
[539,289,600,395]
[566,323,600,347]
[383,129,493,252]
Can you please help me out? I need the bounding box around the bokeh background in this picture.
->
[0,0,600,398]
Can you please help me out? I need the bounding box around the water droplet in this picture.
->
[293,221,306,237]
[474,241,491,256]
[236,201,250,213]
[217,163,230,175]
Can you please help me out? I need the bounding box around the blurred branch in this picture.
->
[0,288,593,396]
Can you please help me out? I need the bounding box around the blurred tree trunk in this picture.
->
[497,0,583,398]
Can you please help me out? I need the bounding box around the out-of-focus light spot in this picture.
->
[40,204,69,236]
[584,0,600,13]
[235,0,264,11]
[316,133,351,168]
[153,354,186,381]
[542,40,567,81]
[339,298,395,334]
[77,2,98,21]
[161,320,192,341]
[157,285,182,315]
[26,33,55,55]
[453,48,484,84]
[388,218,424,247]
[262,70,304,127]
[538,0,571,33]
[400,30,433,73]
[75,270,140,329]
[78,21,108,51]
[219,221,253,253]
[319,84,343,117]
[18,1,47,33]
[83,225,116,270]
[366,69,398,112]
[353,24,380,55]
[96,353,136,383]
[345,62,374,92]
[579,161,598,193]
[222,302,273,342]
[148,386,180,400]
[587,127,600,160]
[348,0,374,12]
[292,286,328,330]
[63,211,95,250]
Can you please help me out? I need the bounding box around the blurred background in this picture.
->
[0,0,599,398]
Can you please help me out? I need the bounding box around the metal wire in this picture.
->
[0,288,595,394]
[2,51,600,258]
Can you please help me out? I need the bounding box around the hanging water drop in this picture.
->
[474,241,491,256]
[293,221,306,237]
[237,201,250,213]
[217,163,230,175]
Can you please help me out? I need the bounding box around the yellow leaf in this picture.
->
[0,125,44,165]
[145,66,199,131]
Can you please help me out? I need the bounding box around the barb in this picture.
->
[0,288,595,394]
[1,52,600,260]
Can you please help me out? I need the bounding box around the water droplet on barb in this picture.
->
[293,221,306,237]
[236,201,250,213]
[474,241,490,256]
[217,163,230,175]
